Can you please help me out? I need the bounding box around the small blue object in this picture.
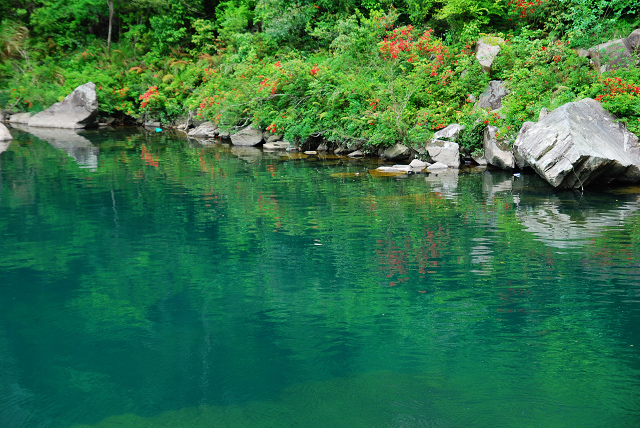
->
[155,128,162,132]
[513,173,521,177]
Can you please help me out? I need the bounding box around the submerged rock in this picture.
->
[514,98,640,188]
[369,167,408,177]
[29,82,98,129]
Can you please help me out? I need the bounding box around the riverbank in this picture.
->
[1,4,639,159]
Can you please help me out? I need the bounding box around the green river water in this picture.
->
[0,127,638,428]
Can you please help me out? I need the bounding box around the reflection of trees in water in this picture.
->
[1,129,640,428]
[0,327,36,428]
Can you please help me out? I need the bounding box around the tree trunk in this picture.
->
[107,0,114,53]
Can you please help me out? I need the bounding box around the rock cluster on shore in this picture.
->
[2,28,639,189]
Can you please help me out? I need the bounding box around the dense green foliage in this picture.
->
[1,0,639,152]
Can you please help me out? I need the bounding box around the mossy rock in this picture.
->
[479,36,505,47]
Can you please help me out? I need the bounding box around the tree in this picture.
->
[107,0,114,52]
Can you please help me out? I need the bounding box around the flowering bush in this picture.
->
[592,72,640,135]
[379,25,452,74]
[139,86,159,109]
[492,31,595,143]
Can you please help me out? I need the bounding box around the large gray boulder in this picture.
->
[425,140,460,168]
[588,38,636,72]
[477,81,509,110]
[29,82,98,129]
[513,121,534,169]
[483,126,515,170]
[514,98,640,188]
[187,121,218,138]
[0,123,12,141]
[230,124,263,146]
[627,29,640,53]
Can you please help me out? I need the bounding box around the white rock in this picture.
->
[514,98,640,188]
[263,141,290,151]
[9,112,32,124]
[483,125,515,170]
[0,123,12,141]
[427,162,449,171]
[409,159,429,169]
[425,140,460,168]
[433,124,464,141]
[29,82,98,129]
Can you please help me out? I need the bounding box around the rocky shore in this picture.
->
[2,29,639,190]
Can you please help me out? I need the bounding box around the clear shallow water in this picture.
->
[0,127,639,428]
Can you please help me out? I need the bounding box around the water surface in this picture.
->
[0,128,639,428]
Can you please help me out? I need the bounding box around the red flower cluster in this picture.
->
[379,26,452,76]
[257,75,280,95]
[595,77,640,103]
[266,122,277,133]
[199,95,219,110]
[508,0,548,18]
[379,25,415,59]
[139,86,159,109]
[310,64,319,77]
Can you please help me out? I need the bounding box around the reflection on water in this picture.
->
[0,129,639,428]
[12,125,99,170]
[476,169,640,249]
[516,196,640,249]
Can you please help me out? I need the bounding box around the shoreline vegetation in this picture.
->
[1,1,639,161]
